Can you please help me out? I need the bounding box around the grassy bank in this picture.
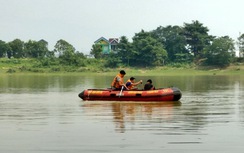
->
[0,58,243,76]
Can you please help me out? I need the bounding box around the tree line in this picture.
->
[91,20,244,67]
[1,20,244,68]
[0,39,86,67]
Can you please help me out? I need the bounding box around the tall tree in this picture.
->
[132,30,167,66]
[24,40,49,58]
[151,25,190,63]
[54,39,77,65]
[104,52,122,68]
[54,39,75,57]
[203,36,235,67]
[38,39,49,57]
[90,44,102,59]
[183,20,214,58]
[117,36,133,66]
[8,39,25,58]
[0,40,11,58]
[237,33,244,57]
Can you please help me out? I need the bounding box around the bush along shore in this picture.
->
[0,58,243,76]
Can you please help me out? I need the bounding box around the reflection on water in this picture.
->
[1,74,244,153]
[81,101,182,133]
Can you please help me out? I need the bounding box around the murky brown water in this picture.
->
[0,74,244,153]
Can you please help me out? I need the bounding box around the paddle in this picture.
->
[119,86,124,97]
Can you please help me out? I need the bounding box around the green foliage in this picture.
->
[131,30,168,66]
[6,68,16,73]
[167,62,194,69]
[50,67,61,72]
[151,25,190,62]
[235,57,244,63]
[237,33,244,57]
[0,40,11,58]
[0,58,21,64]
[19,66,28,72]
[183,20,214,58]
[90,44,102,59]
[83,58,100,66]
[24,40,49,58]
[54,39,75,56]
[117,36,133,66]
[104,52,122,68]
[1,20,244,70]
[8,39,25,58]
[202,36,235,67]
[174,53,193,63]
[39,58,57,67]
[54,39,86,66]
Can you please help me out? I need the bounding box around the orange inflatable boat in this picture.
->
[78,87,182,102]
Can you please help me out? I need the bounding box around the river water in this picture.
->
[0,74,244,153]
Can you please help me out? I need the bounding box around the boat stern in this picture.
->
[172,87,182,101]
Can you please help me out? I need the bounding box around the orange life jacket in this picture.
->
[125,79,133,89]
[111,74,124,89]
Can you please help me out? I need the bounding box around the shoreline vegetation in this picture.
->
[1,20,244,76]
[0,58,243,76]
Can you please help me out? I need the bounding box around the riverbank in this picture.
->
[1,65,243,76]
[0,58,243,76]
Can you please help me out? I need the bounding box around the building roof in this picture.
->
[94,37,109,44]
[109,38,119,44]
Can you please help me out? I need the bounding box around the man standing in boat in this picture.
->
[125,77,142,90]
[111,70,129,90]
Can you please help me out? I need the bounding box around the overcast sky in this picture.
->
[0,0,243,54]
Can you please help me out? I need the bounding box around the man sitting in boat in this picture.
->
[125,77,143,90]
[111,70,129,90]
[144,79,155,90]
